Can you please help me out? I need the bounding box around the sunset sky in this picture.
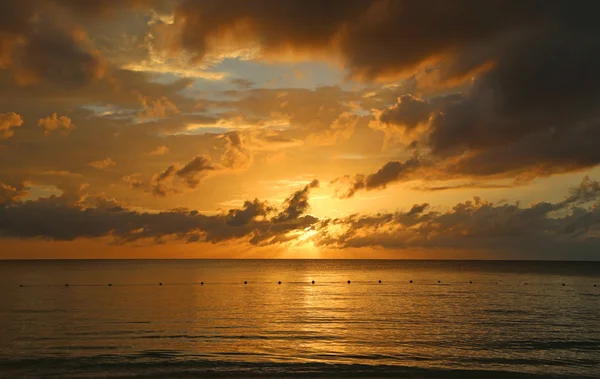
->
[1,0,600,259]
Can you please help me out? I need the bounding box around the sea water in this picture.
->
[1,260,599,378]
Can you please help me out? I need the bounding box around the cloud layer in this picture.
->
[1,178,599,259]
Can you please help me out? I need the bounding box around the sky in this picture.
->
[1,0,600,259]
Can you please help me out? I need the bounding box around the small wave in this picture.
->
[0,356,593,379]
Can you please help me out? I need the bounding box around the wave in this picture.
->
[0,355,596,379]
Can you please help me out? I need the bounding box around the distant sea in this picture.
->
[1,260,599,378]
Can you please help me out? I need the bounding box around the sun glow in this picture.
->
[297,228,318,242]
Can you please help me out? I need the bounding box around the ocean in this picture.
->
[0,260,599,378]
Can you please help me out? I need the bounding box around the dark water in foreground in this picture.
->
[1,260,599,378]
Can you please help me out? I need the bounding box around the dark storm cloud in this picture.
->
[0,1,106,87]
[379,95,433,130]
[0,180,321,245]
[170,0,565,81]
[170,0,600,192]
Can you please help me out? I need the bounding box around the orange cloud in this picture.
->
[0,112,23,139]
[150,145,169,156]
[38,113,76,135]
[88,158,116,170]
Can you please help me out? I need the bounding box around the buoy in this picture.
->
[409,280,413,284]
[562,283,565,286]
[594,284,597,287]
[65,284,69,287]
[244,281,247,284]
[311,280,315,284]
[201,282,204,285]
[19,284,23,287]
[347,280,351,284]
[378,280,381,283]
[469,281,472,284]
[108,284,112,287]
[437,280,441,284]
[524,283,527,285]
[278,281,281,285]
[159,282,162,286]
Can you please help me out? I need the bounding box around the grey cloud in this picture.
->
[171,1,600,186]
[175,155,216,187]
[151,155,216,197]
[379,95,433,130]
[275,179,319,222]
[335,157,422,198]
[0,179,320,246]
[0,181,28,204]
[316,177,600,260]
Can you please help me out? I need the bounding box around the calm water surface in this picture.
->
[0,260,599,378]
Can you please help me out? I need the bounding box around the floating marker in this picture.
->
[65,284,69,287]
[347,280,351,284]
[159,283,162,286]
[378,280,382,283]
[108,284,112,287]
[409,280,413,284]
[469,281,472,284]
[437,280,441,284]
[311,280,315,284]
[278,281,281,285]
[19,284,23,287]
[562,283,566,286]
[201,282,204,285]
[525,283,528,285]
[594,284,597,287]
[244,281,247,284]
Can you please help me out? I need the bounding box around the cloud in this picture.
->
[379,95,433,130]
[38,113,76,135]
[275,179,319,222]
[315,177,600,259]
[0,181,28,204]
[151,155,216,196]
[230,78,254,89]
[1,9,106,87]
[164,1,600,184]
[165,1,561,82]
[0,179,321,246]
[137,95,180,120]
[306,112,360,146]
[220,131,253,171]
[226,198,273,227]
[175,155,216,187]
[0,112,23,139]
[88,157,116,170]
[148,131,255,196]
[149,145,169,156]
[2,176,600,259]
[334,156,423,198]
[122,175,145,189]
